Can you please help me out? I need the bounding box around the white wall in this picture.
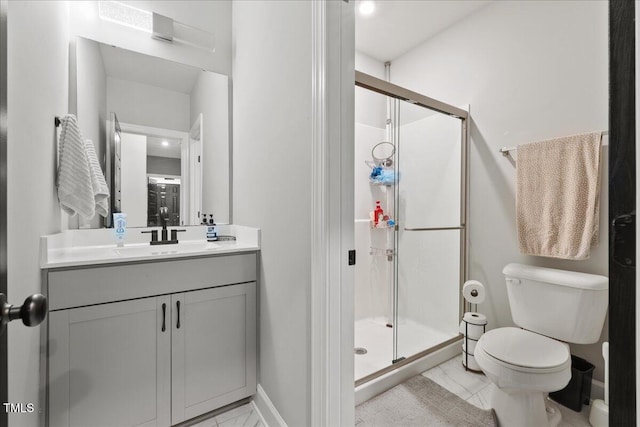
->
[354,55,390,322]
[76,37,107,172]
[70,1,232,76]
[121,133,148,227]
[7,1,69,424]
[75,37,108,229]
[390,0,609,380]
[107,77,190,132]
[354,123,390,322]
[147,155,181,176]
[190,71,230,223]
[232,1,312,425]
[356,51,385,79]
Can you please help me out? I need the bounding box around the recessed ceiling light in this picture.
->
[162,141,169,147]
[359,1,375,16]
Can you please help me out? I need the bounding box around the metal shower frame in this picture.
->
[354,71,470,386]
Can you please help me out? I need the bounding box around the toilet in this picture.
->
[474,263,608,427]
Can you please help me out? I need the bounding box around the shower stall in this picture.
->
[354,71,469,384]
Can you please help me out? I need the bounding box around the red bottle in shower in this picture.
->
[373,201,384,227]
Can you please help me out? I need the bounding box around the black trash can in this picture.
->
[549,355,595,412]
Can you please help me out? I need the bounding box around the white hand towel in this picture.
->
[57,115,95,218]
[85,139,110,218]
[516,132,602,260]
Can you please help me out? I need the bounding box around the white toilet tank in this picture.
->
[503,263,608,344]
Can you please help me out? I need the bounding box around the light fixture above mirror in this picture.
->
[98,1,216,52]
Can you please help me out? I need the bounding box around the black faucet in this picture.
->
[159,207,169,242]
[141,207,186,245]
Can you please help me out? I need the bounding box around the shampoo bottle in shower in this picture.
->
[373,201,384,227]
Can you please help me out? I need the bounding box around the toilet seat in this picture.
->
[479,327,570,373]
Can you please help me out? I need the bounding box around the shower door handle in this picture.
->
[404,226,464,231]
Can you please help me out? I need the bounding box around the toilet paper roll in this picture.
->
[461,351,482,372]
[459,319,486,340]
[462,312,487,325]
[462,339,477,355]
[463,280,486,304]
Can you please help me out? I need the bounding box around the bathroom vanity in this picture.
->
[40,226,259,427]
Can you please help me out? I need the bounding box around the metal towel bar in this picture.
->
[499,130,609,157]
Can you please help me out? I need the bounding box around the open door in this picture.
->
[0,4,49,426]
[0,2,7,423]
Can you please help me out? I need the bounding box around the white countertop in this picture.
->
[41,225,260,269]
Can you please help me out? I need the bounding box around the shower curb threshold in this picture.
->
[354,338,461,406]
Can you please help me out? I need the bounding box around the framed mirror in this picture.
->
[74,36,230,228]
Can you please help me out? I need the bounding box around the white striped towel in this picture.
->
[58,115,95,218]
[85,139,110,217]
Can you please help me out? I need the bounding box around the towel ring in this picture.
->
[371,141,395,167]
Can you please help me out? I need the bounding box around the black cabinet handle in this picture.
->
[161,303,166,332]
[176,301,181,329]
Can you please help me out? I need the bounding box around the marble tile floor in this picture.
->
[422,355,592,427]
[189,403,264,427]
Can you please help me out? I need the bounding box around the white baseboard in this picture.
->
[354,339,461,406]
[252,384,287,427]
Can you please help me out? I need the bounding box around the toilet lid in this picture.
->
[480,327,569,370]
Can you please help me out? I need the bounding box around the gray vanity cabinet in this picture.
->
[171,284,256,425]
[45,253,257,427]
[48,296,172,427]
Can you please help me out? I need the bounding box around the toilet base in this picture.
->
[491,387,562,427]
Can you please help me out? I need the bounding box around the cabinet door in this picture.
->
[48,296,171,427]
[171,283,257,424]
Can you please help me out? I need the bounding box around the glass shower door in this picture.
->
[393,100,465,361]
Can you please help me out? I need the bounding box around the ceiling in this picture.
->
[147,136,182,159]
[99,43,201,94]
[355,0,492,62]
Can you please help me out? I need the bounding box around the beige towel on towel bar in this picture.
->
[516,132,602,260]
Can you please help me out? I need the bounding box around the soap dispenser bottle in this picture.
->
[206,216,218,242]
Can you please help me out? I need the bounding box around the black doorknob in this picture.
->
[11,294,47,327]
[0,293,48,333]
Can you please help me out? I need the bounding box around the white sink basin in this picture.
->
[114,241,221,257]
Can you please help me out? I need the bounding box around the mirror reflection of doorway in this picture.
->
[118,128,187,227]
[147,176,181,226]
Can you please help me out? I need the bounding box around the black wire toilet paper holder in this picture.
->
[462,314,486,373]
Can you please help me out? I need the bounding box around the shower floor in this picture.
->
[354,317,454,381]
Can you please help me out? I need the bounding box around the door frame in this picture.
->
[610,0,636,424]
[0,0,8,424]
[189,114,203,225]
[310,1,355,426]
